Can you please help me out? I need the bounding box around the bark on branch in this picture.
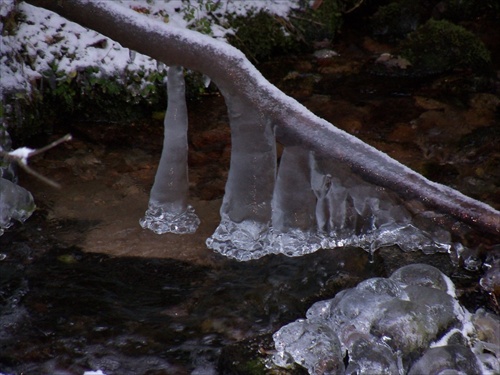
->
[24,0,500,238]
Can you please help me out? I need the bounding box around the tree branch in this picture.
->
[2,133,72,189]
[23,0,500,238]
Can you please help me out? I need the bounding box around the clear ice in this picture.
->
[270,146,321,256]
[207,136,452,260]
[273,264,496,374]
[140,66,200,234]
[0,128,35,236]
[206,90,276,260]
[142,64,463,259]
[0,177,35,236]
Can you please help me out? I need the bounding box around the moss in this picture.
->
[441,0,500,21]
[292,0,343,43]
[400,19,492,75]
[226,1,343,63]
[4,1,345,139]
[226,10,301,63]
[371,0,423,40]
[5,65,169,142]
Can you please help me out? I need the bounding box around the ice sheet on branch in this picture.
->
[207,132,452,261]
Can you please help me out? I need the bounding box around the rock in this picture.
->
[408,345,483,375]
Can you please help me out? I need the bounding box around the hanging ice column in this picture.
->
[270,145,321,256]
[138,66,453,259]
[140,66,200,234]
[206,91,276,260]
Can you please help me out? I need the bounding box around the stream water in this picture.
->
[1,46,499,374]
[1,217,480,375]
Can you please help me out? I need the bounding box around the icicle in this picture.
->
[206,91,276,261]
[311,153,451,255]
[270,145,321,256]
[140,66,199,234]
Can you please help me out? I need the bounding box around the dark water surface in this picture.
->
[0,217,377,374]
[1,210,491,375]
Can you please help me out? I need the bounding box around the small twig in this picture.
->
[16,161,62,189]
[28,133,72,157]
[344,0,365,14]
[1,133,72,189]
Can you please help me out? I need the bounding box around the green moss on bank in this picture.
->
[400,19,492,75]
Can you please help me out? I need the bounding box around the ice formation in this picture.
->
[206,91,276,260]
[145,70,454,259]
[0,128,35,236]
[140,66,199,234]
[0,178,35,236]
[23,0,498,257]
[273,264,497,374]
[205,139,452,260]
[270,146,321,256]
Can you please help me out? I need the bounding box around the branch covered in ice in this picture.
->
[25,0,500,238]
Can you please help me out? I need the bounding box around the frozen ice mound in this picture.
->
[140,203,200,234]
[272,320,344,375]
[272,264,497,374]
[0,177,35,236]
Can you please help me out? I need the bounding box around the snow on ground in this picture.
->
[0,0,303,98]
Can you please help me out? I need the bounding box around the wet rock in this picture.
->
[313,49,339,59]
[374,53,411,71]
[407,345,482,375]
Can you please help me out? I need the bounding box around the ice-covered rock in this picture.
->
[390,263,455,296]
[344,334,401,375]
[272,320,344,374]
[273,264,489,374]
[0,177,35,235]
[480,249,500,295]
